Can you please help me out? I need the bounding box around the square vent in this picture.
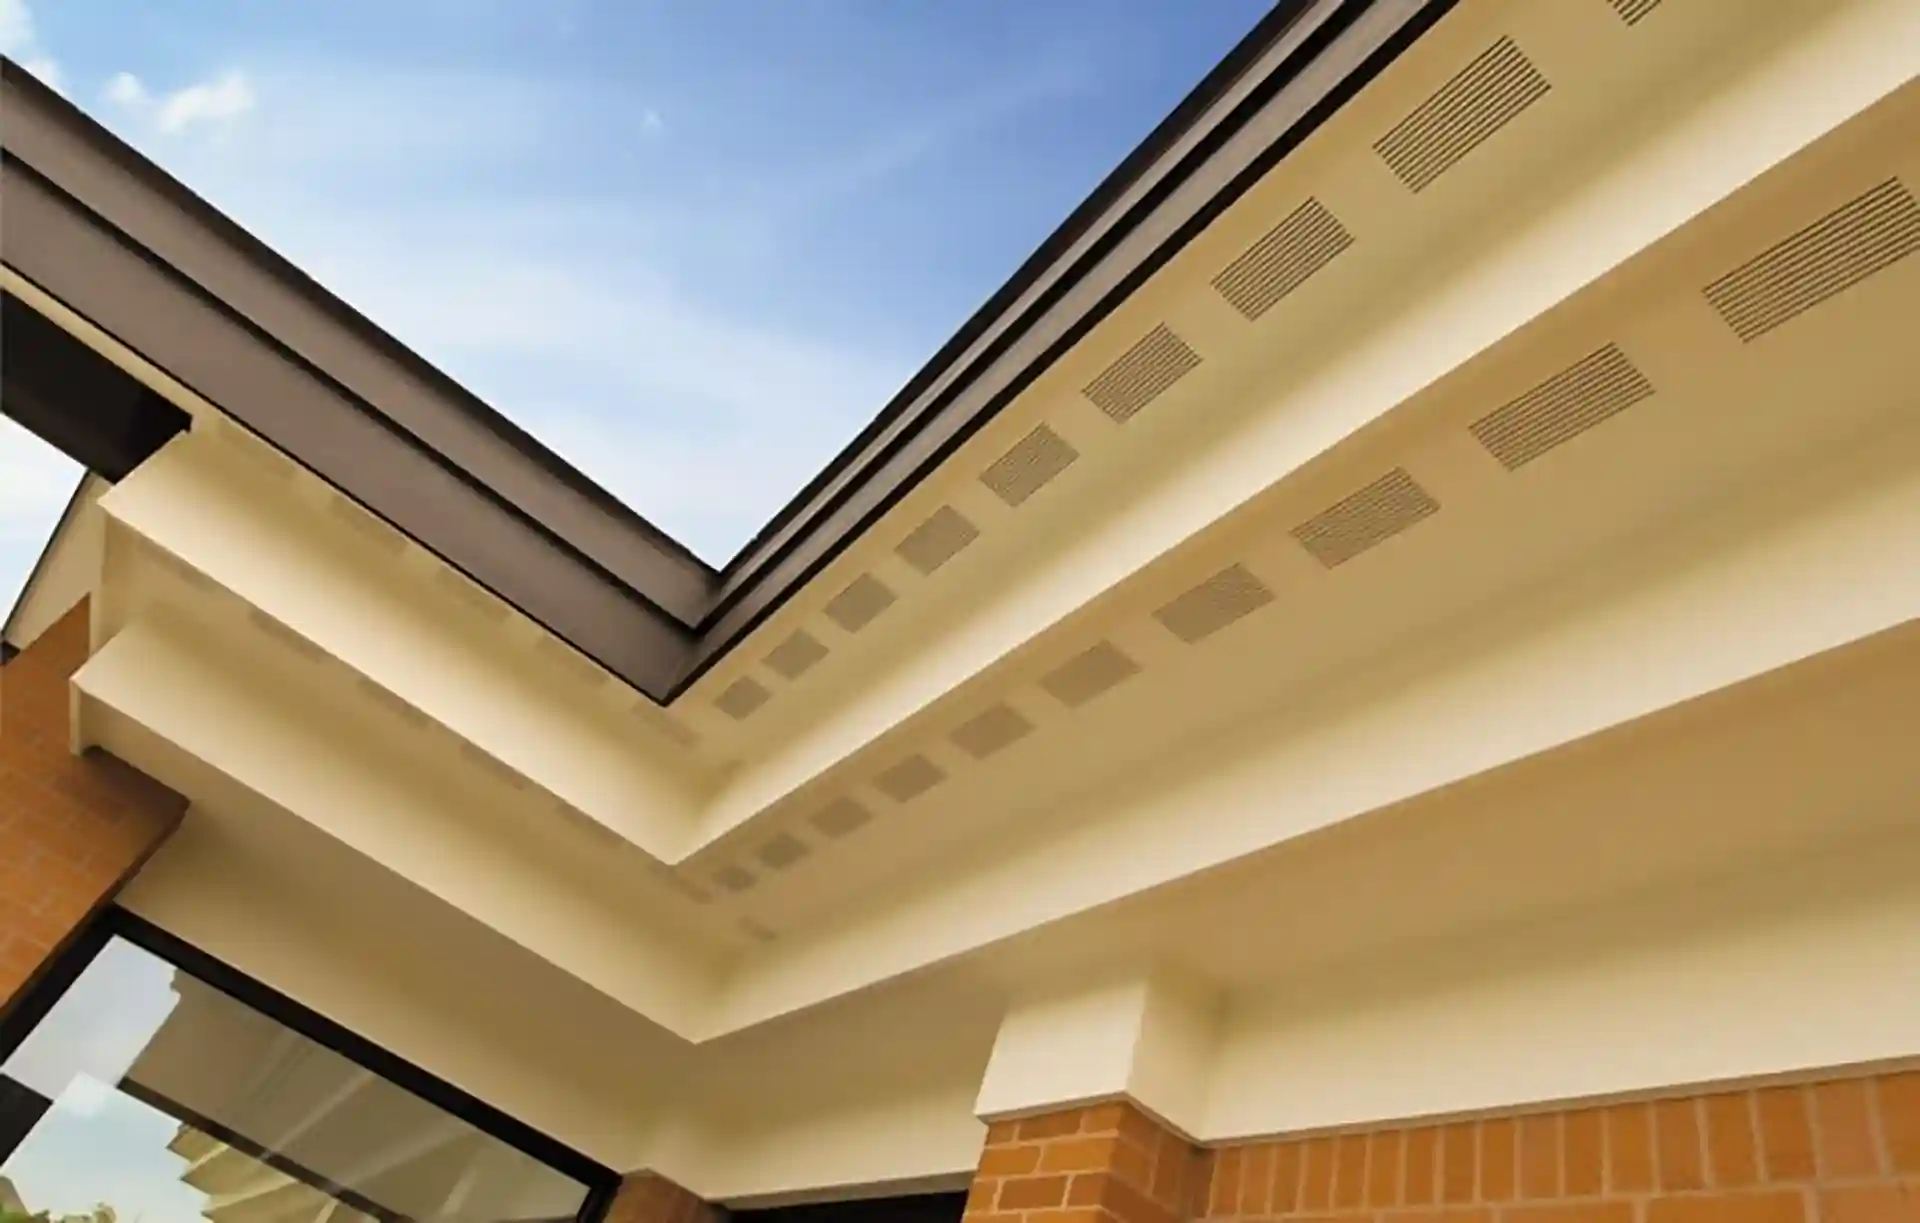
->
[1082,325,1202,423]
[1292,469,1440,568]
[714,677,771,720]
[1154,564,1276,644]
[1470,344,1655,470]
[1375,37,1550,193]
[756,833,810,871]
[810,797,873,838]
[765,630,828,680]
[950,703,1035,760]
[896,505,981,575]
[1608,0,1663,23]
[875,754,946,802]
[1040,641,1141,708]
[1212,198,1355,321]
[981,424,1080,507]
[1704,179,1920,342]
[824,573,897,633]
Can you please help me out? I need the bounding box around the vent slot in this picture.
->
[765,630,828,680]
[896,506,980,575]
[1154,565,1276,644]
[1608,0,1663,23]
[950,703,1035,760]
[810,798,873,838]
[824,574,897,632]
[875,754,946,803]
[1292,469,1440,569]
[756,833,810,871]
[1375,37,1549,192]
[1040,641,1141,708]
[1212,199,1355,320]
[1471,345,1656,470]
[981,424,1079,507]
[1082,325,1202,423]
[714,677,771,720]
[712,864,757,894]
[1704,179,1920,342]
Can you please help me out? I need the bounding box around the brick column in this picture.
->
[604,1172,718,1223]
[1189,1068,1920,1223]
[968,1101,1202,1223]
[0,602,186,1007]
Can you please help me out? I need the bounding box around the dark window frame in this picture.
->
[0,905,623,1221]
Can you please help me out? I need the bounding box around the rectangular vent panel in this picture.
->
[713,864,757,894]
[896,505,980,575]
[950,703,1034,760]
[756,833,810,871]
[1292,469,1440,568]
[810,798,873,838]
[1040,641,1141,708]
[1212,199,1355,320]
[1471,344,1655,470]
[981,424,1079,507]
[1704,179,1920,342]
[1154,564,1276,644]
[765,630,828,680]
[875,754,946,803]
[1374,37,1550,192]
[1609,0,1663,23]
[824,573,897,633]
[1082,325,1202,423]
[714,677,771,720]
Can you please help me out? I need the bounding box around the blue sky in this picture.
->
[0,0,1269,603]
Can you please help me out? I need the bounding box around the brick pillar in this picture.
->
[1188,1068,1920,1223]
[968,1101,1202,1223]
[604,1172,718,1223]
[0,601,186,1007]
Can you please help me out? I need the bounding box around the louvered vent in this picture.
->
[714,677,771,720]
[356,677,429,729]
[713,864,757,894]
[1609,0,1663,23]
[810,797,873,838]
[1471,344,1655,470]
[824,573,897,632]
[756,833,810,871]
[875,753,946,802]
[1082,325,1202,423]
[981,424,1080,507]
[896,505,981,575]
[1375,38,1550,192]
[1040,641,1141,708]
[1154,564,1276,644]
[765,630,828,680]
[950,703,1034,760]
[1704,179,1920,342]
[1212,199,1355,320]
[1292,469,1440,568]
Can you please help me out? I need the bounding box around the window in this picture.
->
[0,912,614,1223]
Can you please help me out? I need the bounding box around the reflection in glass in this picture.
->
[1,938,591,1223]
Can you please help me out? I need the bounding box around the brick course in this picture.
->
[1,602,185,1008]
[967,1101,1203,1223]
[1185,1071,1920,1223]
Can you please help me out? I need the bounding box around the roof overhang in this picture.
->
[0,0,1455,703]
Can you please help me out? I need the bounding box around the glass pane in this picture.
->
[1,937,590,1223]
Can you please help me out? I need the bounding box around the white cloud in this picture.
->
[0,0,62,94]
[104,67,255,136]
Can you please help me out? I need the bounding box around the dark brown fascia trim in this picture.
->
[676,0,1458,690]
[0,1,1452,704]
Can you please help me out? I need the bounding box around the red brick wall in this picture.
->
[0,602,185,1006]
[967,1101,1203,1223]
[1190,1070,1920,1223]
